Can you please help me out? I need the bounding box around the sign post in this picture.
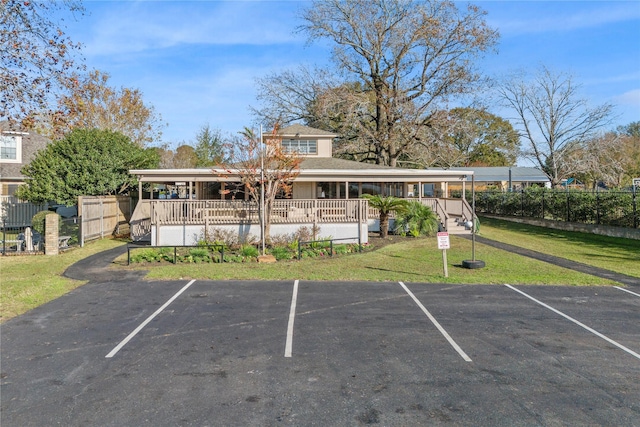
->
[437,232,450,278]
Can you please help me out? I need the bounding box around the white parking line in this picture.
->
[399,282,472,362]
[505,284,640,361]
[106,280,197,358]
[614,286,640,298]
[284,280,299,358]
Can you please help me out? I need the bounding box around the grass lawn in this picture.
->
[478,216,640,278]
[131,234,618,286]
[0,238,126,322]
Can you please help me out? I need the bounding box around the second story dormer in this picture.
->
[269,123,337,158]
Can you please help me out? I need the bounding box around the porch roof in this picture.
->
[130,158,473,184]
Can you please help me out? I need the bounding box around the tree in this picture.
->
[215,125,302,244]
[568,122,640,188]
[173,145,198,168]
[16,128,159,205]
[497,66,614,187]
[360,194,408,238]
[46,69,165,145]
[194,124,226,167]
[418,108,520,168]
[254,0,498,167]
[1,0,84,122]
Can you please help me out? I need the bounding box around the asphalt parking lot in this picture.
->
[1,277,639,426]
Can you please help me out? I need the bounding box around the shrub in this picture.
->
[270,246,294,261]
[31,210,61,235]
[394,201,439,237]
[240,245,259,258]
[187,248,211,263]
[130,248,164,263]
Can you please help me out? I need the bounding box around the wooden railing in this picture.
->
[146,199,369,226]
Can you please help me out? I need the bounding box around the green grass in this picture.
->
[478,216,640,278]
[132,235,618,286]
[0,239,126,322]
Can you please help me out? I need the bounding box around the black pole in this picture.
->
[633,185,638,229]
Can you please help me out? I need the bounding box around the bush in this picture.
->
[240,245,260,258]
[270,246,294,261]
[31,210,61,235]
[394,201,439,237]
[185,248,212,263]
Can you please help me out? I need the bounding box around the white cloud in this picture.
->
[614,89,640,106]
[488,3,640,36]
[80,1,303,57]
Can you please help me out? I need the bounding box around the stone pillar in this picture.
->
[45,213,59,255]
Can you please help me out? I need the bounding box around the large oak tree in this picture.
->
[254,0,498,167]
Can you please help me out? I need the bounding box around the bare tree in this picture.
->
[497,66,614,187]
[1,0,84,123]
[214,126,302,243]
[569,129,640,189]
[254,0,498,167]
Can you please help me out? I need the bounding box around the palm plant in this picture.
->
[394,201,440,237]
[361,195,408,238]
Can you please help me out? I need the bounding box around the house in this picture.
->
[0,122,51,197]
[129,124,476,246]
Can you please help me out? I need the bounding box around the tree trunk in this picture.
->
[379,213,389,238]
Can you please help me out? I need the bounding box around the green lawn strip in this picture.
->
[478,216,640,278]
[138,236,616,286]
[0,239,126,322]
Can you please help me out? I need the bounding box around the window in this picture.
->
[282,139,317,155]
[0,135,20,161]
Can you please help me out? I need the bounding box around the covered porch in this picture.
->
[129,161,475,245]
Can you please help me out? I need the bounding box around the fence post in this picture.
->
[100,198,104,238]
[634,186,638,229]
[596,188,600,225]
[78,196,84,247]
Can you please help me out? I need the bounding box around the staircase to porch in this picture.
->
[424,198,475,235]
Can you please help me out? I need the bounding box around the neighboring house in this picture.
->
[0,121,51,197]
[129,124,476,246]
[441,166,551,193]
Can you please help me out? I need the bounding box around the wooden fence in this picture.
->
[78,196,132,246]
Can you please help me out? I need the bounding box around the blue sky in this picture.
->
[63,1,640,148]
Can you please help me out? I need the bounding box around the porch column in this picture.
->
[418,181,422,201]
[138,180,142,201]
[462,178,466,200]
[345,181,349,199]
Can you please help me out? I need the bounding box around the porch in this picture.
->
[130,197,474,246]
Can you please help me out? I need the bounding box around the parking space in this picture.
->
[1,279,639,426]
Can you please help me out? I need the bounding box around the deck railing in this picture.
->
[146,199,369,226]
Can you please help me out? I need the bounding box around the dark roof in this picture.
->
[0,122,51,180]
[277,123,337,138]
[300,157,394,170]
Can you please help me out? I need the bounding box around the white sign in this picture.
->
[633,178,640,189]
[437,232,450,250]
